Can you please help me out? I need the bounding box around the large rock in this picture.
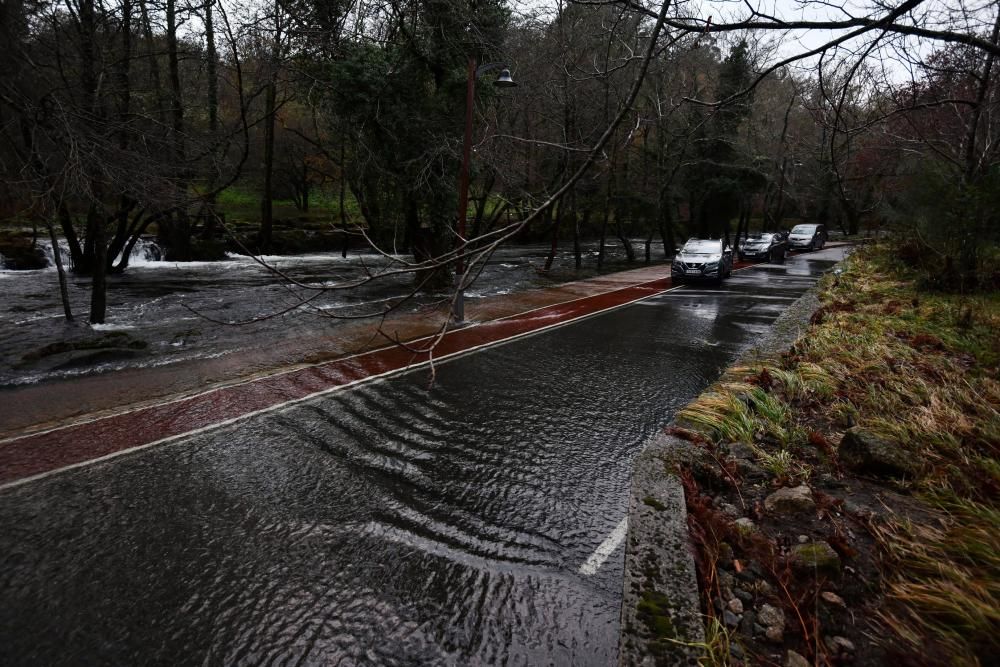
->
[758,603,784,628]
[786,650,811,667]
[764,485,815,515]
[839,427,918,478]
[790,541,841,576]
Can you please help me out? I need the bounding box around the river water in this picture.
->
[0,240,657,387]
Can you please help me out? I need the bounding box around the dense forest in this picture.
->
[1,0,998,322]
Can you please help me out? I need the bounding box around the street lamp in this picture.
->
[453,60,516,323]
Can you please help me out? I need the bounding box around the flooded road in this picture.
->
[0,249,845,666]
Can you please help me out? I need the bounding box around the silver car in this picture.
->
[787,224,827,251]
[738,232,788,263]
[671,238,734,284]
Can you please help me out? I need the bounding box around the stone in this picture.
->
[754,579,773,595]
[821,591,846,607]
[730,643,745,660]
[798,534,809,544]
[723,610,741,628]
[764,485,815,515]
[719,570,735,590]
[839,427,918,478]
[721,503,741,518]
[825,635,856,653]
[758,603,785,628]
[718,542,735,567]
[727,442,757,460]
[765,625,784,643]
[740,610,757,635]
[785,650,811,667]
[819,473,847,488]
[734,588,753,603]
[790,541,841,576]
[728,598,744,614]
[842,499,869,517]
[737,459,767,478]
[735,517,756,533]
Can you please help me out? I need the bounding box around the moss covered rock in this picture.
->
[790,541,841,576]
[839,427,918,479]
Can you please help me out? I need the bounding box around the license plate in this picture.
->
[686,268,701,274]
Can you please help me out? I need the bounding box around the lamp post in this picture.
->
[453,59,516,323]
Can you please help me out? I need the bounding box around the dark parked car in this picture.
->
[738,232,788,263]
[671,238,734,284]
[787,223,827,251]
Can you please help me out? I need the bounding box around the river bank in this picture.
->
[624,243,999,665]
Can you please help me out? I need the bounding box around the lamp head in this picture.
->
[494,68,517,88]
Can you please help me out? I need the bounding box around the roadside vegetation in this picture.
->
[668,243,999,665]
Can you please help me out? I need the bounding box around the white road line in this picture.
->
[579,516,628,576]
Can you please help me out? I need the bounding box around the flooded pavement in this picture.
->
[0,248,845,666]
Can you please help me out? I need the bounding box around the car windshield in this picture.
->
[747,234,773,242]
[791,225,816,234]
[682,240,723,253]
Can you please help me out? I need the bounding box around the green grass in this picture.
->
[215,186,365,229]
[789,245,999,660]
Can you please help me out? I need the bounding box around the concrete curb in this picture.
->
[618,266,840,666]
[619,433,706,666]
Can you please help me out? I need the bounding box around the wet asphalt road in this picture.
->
[0,249,844,666]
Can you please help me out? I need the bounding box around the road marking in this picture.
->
[579,516,629,576]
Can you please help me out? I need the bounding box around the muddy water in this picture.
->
[0,251,845,666]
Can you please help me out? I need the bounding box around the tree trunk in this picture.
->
[571,190,582,270]
[201,0,220,240]
[644,221,653,264]
[88,206,108,323]
[659,194,675,258]
[260,77,277,252]
[615,221,635,262]
[340,140,349,257]
[597,199,609,269]
[139,0,165,127]
[543,202,559,272]
[47,220,73,321]
[259,1,282,253]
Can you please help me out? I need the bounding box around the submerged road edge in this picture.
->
[618,274,833,666]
